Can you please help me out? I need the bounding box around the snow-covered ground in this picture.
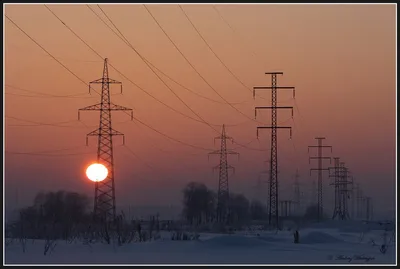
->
[5,222,396,265]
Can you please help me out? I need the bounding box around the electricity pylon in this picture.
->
[78,58,133,223]
[253,72,295,229]
[308,137,332,222]
[330,160,352,220]
[329,157,341,220]
[208,124,239,224]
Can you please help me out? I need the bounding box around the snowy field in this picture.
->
[5,222,396,265]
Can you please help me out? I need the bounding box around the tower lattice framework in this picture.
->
[209,124,239,224]
[329,159,352,220]
[308,137,332,222]
[254,72,295,228]
[79,58,133,223]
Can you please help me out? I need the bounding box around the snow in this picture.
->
[300,231,343,244]
[5,222,396,265]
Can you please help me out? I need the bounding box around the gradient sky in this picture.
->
[4,4,396,219]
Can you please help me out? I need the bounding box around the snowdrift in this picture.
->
[300,231,343,244]
[200,235,269,247]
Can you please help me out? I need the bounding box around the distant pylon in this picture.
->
[78,58,133,223]
[308,137,332,222]
[208,124,239,224]
[329,157,342,220]
[330,160,352,220]
[339,162,352,220]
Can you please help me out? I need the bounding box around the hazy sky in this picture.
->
[4,4,396,219]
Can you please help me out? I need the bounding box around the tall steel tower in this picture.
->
[339,162,352,220]
[253,72,295,228]
[308,137,332,222]
[79,58,133,223]
[208,124,239,224]
[330,160,352,220]
[329,157,342,220]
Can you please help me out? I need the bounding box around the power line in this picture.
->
[5,145,89,155]
[85,5,260,132]
[123,144,158,171]
[87,4,247,107]
[5,151,92,157]
[212,6,259,61]
[5,84,93,98]
[179,5,252,94]
[212,4,268,104]
[131,115,213,151]
[96,5,219,135]
[47,5,227,129]
[143,5,260,124]
[5,14,92,93]
[7,42,103,63]
[6,115,130,128]
[6,116,80,127]
[6,9,259,154]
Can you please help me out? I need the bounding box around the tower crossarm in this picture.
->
[255,106,294,118]
[78,103,133,120]
[256,126,292,139]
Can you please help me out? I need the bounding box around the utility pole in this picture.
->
[208,124,239,224]
[308,137,332,222]
[79,58,133,223]
[253,72,295,229]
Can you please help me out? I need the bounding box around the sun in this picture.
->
[86,163,108,182]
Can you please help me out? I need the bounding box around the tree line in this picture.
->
[7,181,322,242]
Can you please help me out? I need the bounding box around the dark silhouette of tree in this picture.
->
[229,193,250,226]
[182,182,215,225]
[250,199,267,220]
[303,204,327,220]
[11,190,91,240]
[32,190,90,224]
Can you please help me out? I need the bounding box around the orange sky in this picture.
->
[4,4,396,219]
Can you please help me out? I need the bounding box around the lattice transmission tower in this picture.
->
[308,137,332,222]
[254,72,295,228]
[208,124,239,224]
[79,58,133,223]
[329,160,352,220]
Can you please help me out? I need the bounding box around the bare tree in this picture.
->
[182,182,216,225]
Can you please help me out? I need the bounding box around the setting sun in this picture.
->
[86,163,108,182]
